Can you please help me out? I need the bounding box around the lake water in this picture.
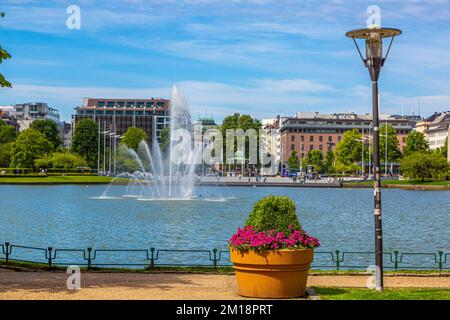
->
[0,185,448,268]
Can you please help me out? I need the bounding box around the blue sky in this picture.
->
[1,0,450,122]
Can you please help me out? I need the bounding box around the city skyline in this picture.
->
[1,0,450,122]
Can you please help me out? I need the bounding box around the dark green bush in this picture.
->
[245,195,301,233]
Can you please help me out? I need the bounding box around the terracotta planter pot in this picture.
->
[230,248,314,299]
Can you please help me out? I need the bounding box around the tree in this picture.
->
[303,149,324,173]
[335,129,363,166]
[0,12,12,88]
[400,152,449,182]
[287,150,300,170]
[72,119,98,168]
[159,126,170,153]
[122,127,148,150]
[323,150,335,174]
[220,113,261,165]
[30,119,62,149]
[10,129,53,168]
[436,137,448,159]
[0,119,16,143]
[404,131,429,156]
[378,124,402,164]
[51,152,87,170]
[0,142,12,167]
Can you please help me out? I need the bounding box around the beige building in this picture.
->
[416,111,450,150]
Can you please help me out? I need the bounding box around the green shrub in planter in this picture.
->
[245,195,300,234]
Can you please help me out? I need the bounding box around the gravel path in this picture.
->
[0,271,448,300]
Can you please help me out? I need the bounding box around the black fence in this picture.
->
[0,242,448,272]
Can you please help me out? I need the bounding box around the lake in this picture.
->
[0,185,448,268]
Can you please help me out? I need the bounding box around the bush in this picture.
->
[245,196,301,234]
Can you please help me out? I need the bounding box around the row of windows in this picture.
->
[290,144,334,153]
[78,110,167,116]
[291,135,342,142]
[285,128,411,134]
[96,101,165,108]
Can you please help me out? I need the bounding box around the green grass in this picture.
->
[345,180,449,187]
[313,287,450,300]
[0,175,129,184]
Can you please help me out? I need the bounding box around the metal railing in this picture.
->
[0,242,448,272]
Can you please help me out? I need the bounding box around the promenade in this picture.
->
[0,270,448,300]
[198,176,343,188]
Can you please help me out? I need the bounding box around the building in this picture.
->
[415,111,450,150]
[260,117,283,175]
[72,98,170,144]
[12,102,62,131]
[0,106,19,131]
[62,122,72,147]
[280,112,417,166]
[193,116,219,174]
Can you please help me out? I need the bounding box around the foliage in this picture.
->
[220,113,261,164]
[378,124,402,163]
[0,12,12,88]
[122,127,148,150]
[245,195,301,234]
[323,150,335,174]
[0,119,16,143]
[10,129,53,168]
[435,137,448,158]
[404,131,429,156]
[71,119,98,168]
[287,150,300,170]
[0,142,12,167]
[35,152,87,170]
[335,129,363,167]
[115,143,140,173]
[30,119,62,149]
[303,149,324,173]
[159,126,170,153]
[400,152,449,182]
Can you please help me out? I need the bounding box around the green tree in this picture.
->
[435,137,448,158]
[323,150,335,174]
[287,150,300,170]
[159,126,170,153]
[0,12,12,88]
[378,124,402,164]
[34,155,53,169]
[404,131,429,156]
[303,149,324,173]
[122,127,148,150]
[0,119,16,143]
[30,119,62,149]
[400,152,449,182]
[72,119,98,168]
[10,129,53,168]
[335,129,363,166]
[0,142,12,167]
[51,152,87,170]
[220,113,261,165]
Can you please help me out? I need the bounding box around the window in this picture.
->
[319,136,323,142]
[291,144,295,151]
[310,136,314,142]
[328,136,332,142]
[301,136,304,142]
[301,145,304,151]
[310,145,313,151]
[291,135,295,142]
[338,136,342,141]
[319,145,323,151]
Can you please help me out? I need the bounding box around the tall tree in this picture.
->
[72,119,98,168]
[400,152,448,182]
[404,131,429,156]
[159,126,170,153]
[378,124,402,163]
[0,119,16,144]
[0,142,12,167]
[335,129,363,166]
[0,12,12,88]
[324,150,335,174]
[303,149,324,173]
[30,119,62,149]
[287,150,300,170]
[10,129,53,168]
[220,113,261,164]
[122,127,148,150]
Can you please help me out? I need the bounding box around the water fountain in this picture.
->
[98,86,228,201]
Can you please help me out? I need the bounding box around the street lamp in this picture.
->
[346,26,401,291]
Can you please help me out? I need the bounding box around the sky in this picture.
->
[1,0,450,122]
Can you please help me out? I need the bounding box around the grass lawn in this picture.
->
[313,287,450,300]
[0,175,129,184]
[345,180,449,187]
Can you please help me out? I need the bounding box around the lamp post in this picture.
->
[346,26,401,291]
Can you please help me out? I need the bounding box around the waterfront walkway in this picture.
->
[0,270,448,300]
